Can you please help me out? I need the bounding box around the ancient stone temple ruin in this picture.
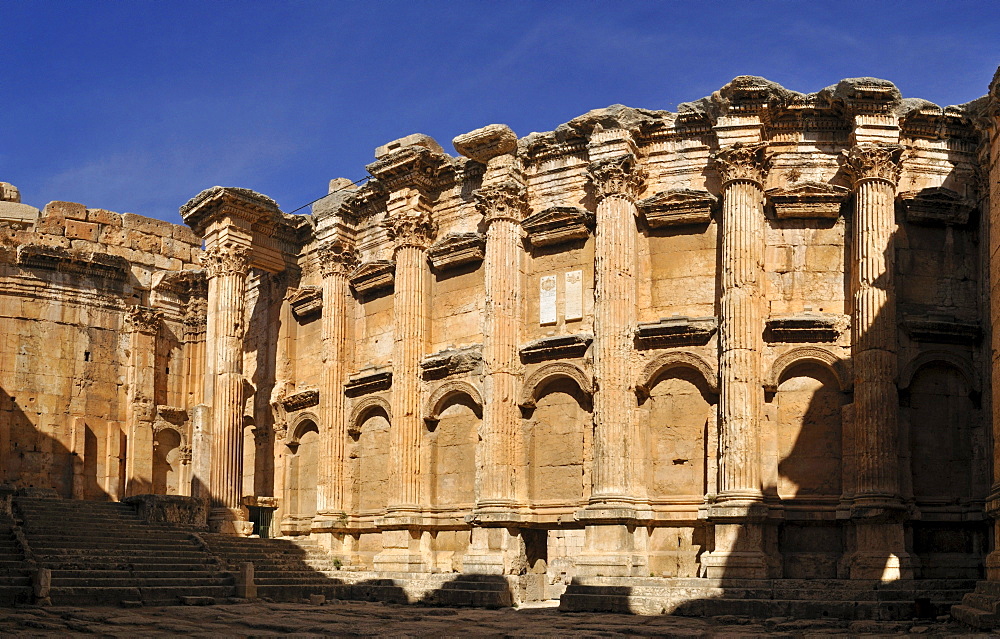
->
[3,69,1000,623]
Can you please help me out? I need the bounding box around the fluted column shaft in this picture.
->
[718,180,765,498]
[204,244,250,516]
[479,192,524,508]
[589,155,644,503]
[124,306,160,497]
[852,178,900,498]
[319,242,357,515]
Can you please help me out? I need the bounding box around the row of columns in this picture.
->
[190,134,916,581]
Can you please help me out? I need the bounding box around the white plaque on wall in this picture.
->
[565,270,583,321]
[540,275,557,325]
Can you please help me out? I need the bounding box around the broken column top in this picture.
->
[0,182,20,203]
[180,186,283,238]
[452,124,517,163]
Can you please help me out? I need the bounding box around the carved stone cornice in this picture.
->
[588,154,646,202]
[638,189,717,228]
[317,238,359,277]
[179,186,282,238]
[124,305,162,336]
[287,287,322,321]
[766,182,849,220]
[519,334,593,364]
[897,187,973,226]
[902,314,981,345]
[280,389,320,412]
[764,313,845,343]
[349,260,395,296]
[840,144,904,186]
[713,143,771,187]
[384,209,437,250]
[17,245,129,281]
[366,146,450,194]
[201,243,250,279]
[475,181,528,224]
[521,206,594,248]
[635,317,717,349]
[420,345,483,380]
[427,232,485,271]
[345,367,393,397]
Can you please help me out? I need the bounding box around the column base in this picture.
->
[461,527,527,575]
[842,519,915,581]
[574,523,648,578]
[209,507,254,536]
[703,510,770,579]
[372,528,430,573]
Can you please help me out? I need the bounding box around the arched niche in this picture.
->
[519,362,593,412]
[424,384,480,509]
[152,426,183,495]
[349,395,392,436]
[349,400,391,516]
[425,380,483,428]
[636,351,718,403]
[900,350,979,393]
[765,346,851,394]
[285,417,320,522]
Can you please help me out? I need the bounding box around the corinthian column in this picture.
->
[841,143,913,579]
[124,305,160,496]
[703,142,770,579]
[317,238,358,518]
[588,153,645,505]
[202,242,254,535]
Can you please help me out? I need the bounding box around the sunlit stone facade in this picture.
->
[5,70,1000,615]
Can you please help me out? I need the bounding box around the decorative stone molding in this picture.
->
[518,361,593,410]
[902,313,981,344]
[180,186,281,234]
[383,209,437,250]
[317,238,360,277]
[424,380,484,426]
[588,154,646,202]
[365,145,451,193]
[521,206,594,248]
[124,305,162,335]
[764,346,851,393]
[899,350,980,392]
[635,316,717,349]
[636,351,719,402]
[764,313,846,343]
[840,144,904,186]
[898,187,973,226]
[475,181,528,224]
[348,260,395,296]
[420,344,483,380]
[519,334,593,363]
[427,233,485,271]
[17,245,129,280]
[349,395,392,435]
[287,286,322,320]
[157,405,188,425]
[201,243,250,279]
[766,182,849,219]
[280,389,320,412]
[638,189,716,228]
[713,142,771,186]
[345,367,392,397]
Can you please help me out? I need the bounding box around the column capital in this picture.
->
[475,180,528,224]
[841,143,904,187]
[180,186,281,238]
[453,124,517,164]
[202,242,250,279]
[713,142,771,187]
[366,144,451,194]
[317,238,359,277]
[384,208,437,251]
[588,154,646,203]
[124,305,161,335]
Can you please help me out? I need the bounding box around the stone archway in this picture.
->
[285,418,320,530]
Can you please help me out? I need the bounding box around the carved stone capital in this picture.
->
[713,143,771,187]
[588,154,646,202]
[384,209,437,250]
[202,243,250,279]
[317,238,359,277]
[840,144,904,186]
[475,181,528,224]
[124,305,161,335]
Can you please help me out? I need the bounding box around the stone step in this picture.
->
[51,576,233,588]
[51,584,235,606]
[35,556,216,568]
[952,603,997,630]
[29,541,202,552]
[0,585,32,606]
[54,568,226,580]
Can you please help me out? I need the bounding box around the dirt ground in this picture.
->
[0,600,984,637]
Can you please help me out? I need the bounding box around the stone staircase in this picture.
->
[15,497,234,606]
[951,581,1000,630]
[561,576,977,620]
[0,513,30,605]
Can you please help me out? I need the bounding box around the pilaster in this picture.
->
[123,305,160,497]
[982,72,1000,580]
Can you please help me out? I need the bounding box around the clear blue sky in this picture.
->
[2,1,998,225]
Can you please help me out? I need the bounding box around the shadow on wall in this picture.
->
[0,386,112,501]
